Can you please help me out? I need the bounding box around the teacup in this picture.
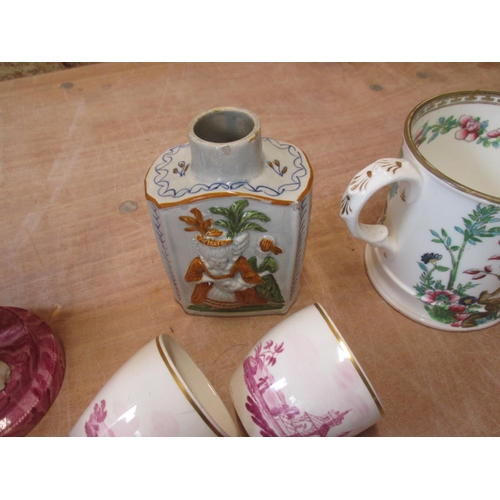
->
[341,90,500,331]
[70,334,239,437]
[229,303,384,437]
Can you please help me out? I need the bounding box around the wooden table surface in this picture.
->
[1,62,499,437]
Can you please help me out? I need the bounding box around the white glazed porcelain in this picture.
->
[70,334,239,437]
[145,107,313,317]
[341,90,500,331]
[229,303,384,437]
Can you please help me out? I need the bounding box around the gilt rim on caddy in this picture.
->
[403,89,500,205]
[155,335,226,437]
[314,304,385,416]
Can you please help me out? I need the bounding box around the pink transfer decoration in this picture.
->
[242,340,352,437]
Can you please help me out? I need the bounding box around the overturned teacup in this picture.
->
[341,90,500,331]
[229,303,384,437]
[70,334,239,437]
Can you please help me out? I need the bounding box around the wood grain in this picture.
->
[1,62,499,437]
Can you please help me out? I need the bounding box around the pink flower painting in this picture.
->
[421,289,460,305]
[413,113,499,149]
[487,129,500,139]
[84,399,115,437]
[455,115,482,142]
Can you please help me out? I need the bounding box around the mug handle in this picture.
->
[340,158,423,255]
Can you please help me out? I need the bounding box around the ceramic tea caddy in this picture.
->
[145,107,313,317]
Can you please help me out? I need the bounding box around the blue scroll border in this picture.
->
[152,138,308,200]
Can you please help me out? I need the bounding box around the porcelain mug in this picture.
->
[341,90,500,331]
[70,334,239,437]
[229,303,384,437]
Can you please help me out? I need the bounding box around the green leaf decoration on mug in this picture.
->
[414,204,500,328]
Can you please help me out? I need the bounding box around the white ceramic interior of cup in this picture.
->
[408,92,500,200]
[159,334,239,437]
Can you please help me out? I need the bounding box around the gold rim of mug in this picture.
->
[155,335,225,437]
[403,89,500,205]
[314,303,385,416]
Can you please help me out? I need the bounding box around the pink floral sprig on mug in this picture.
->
[253,340,284,367]
[464,251,500,281]
[413,115,500,149]
[84,399,115,437]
